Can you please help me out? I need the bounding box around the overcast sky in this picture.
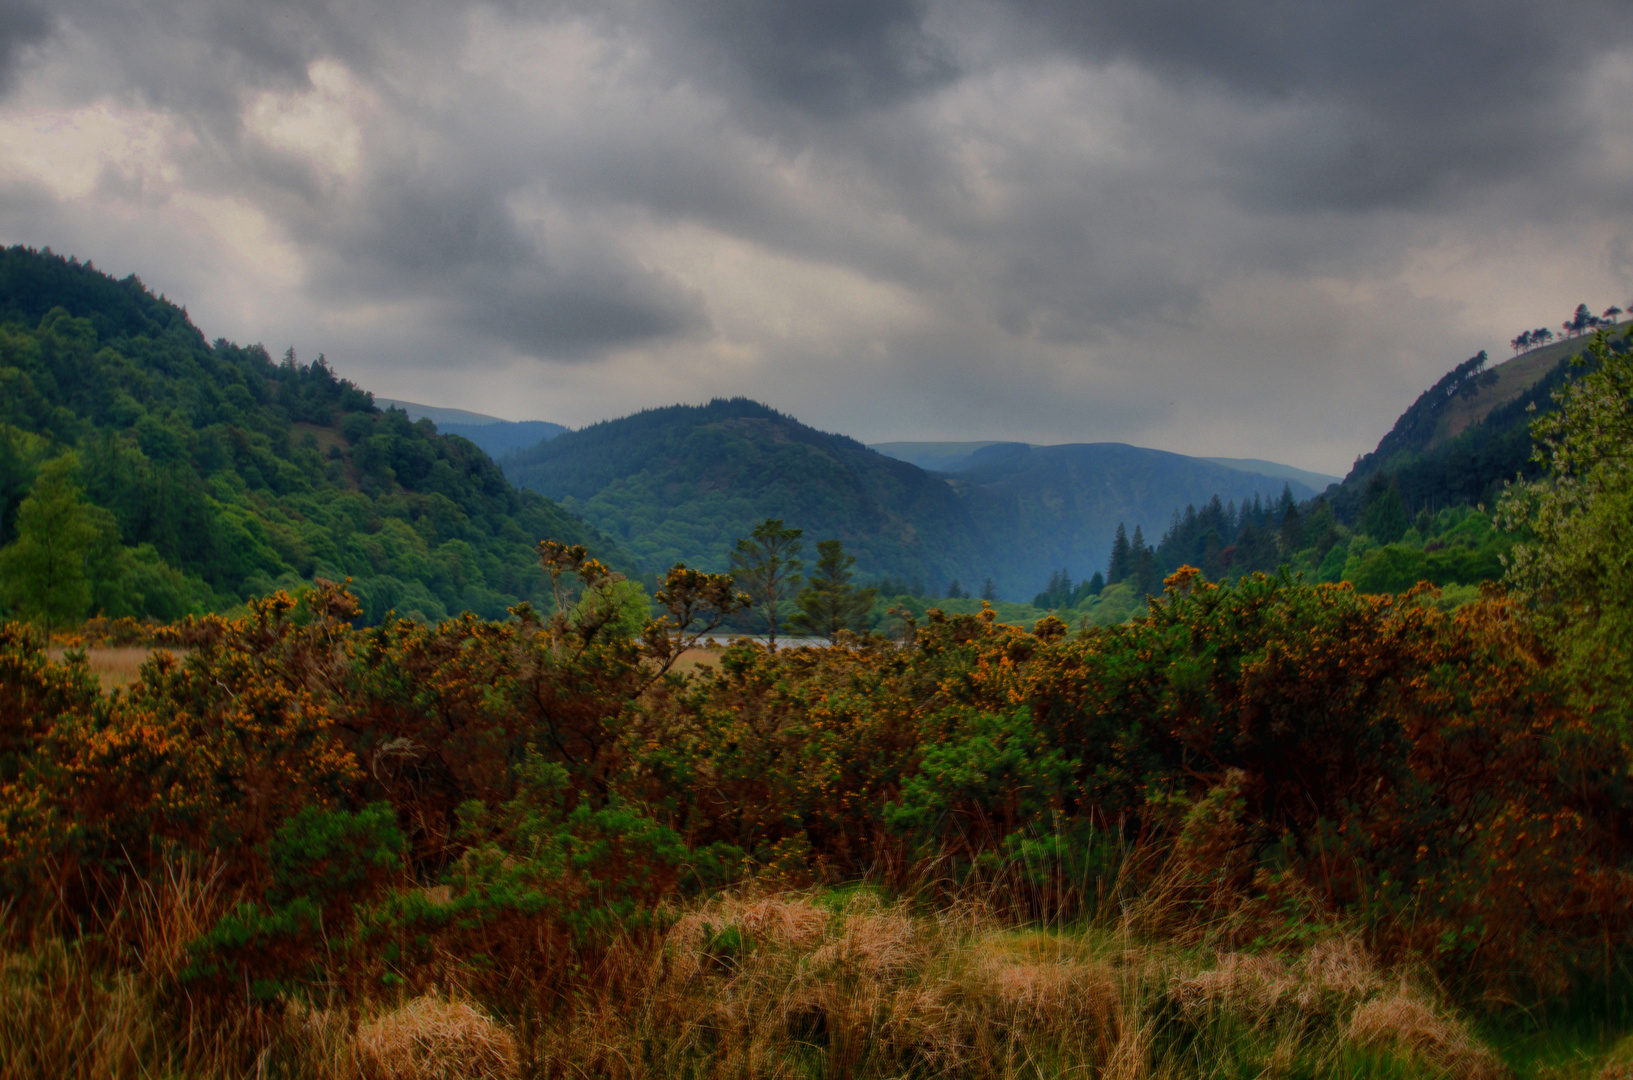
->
[1,0,1630,474]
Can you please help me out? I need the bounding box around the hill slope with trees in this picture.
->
[944,442,1322,596]
[1060,314,1633,617]
[0,245,609,625]
[502,398,994,591]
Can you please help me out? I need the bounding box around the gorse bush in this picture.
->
[2,541,1632,1072]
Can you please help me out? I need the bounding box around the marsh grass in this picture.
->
[8,875,1608,1080]
[45,646,187,691]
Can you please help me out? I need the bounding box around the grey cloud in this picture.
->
[448,261,708,357]
[1001,0,1633,209]
[0,0,49,93]
[3,0,1629,473]
[666,0,959,116]
[552,0,959,118]
[293,168,708,357]
[1002,0,1619,111]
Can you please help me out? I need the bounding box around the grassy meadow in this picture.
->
[10,880,1595,1080]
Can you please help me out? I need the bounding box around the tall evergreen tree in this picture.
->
[1361,474,1409,544]
[791,539,877,643]
[1279,487,1303,553]
[1107,523,1132,584]
[729,518,804,648]
[1131,525,1161,595]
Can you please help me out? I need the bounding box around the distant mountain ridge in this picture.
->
[944,443,1325,592]
[869,441,1013,473]
[378,399,570,461]
[872,442,1339,492]
[503,399,1333,599]
[502,398,991,589]
[1200,458,1340,492]
[376,400,512,426]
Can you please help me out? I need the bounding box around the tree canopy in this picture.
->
[1500,326,1633,721]
[729,518,804,646]
[0,246,610,624]
[790,538,876,642]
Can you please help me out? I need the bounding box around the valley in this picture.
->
[3,244,1633,1080]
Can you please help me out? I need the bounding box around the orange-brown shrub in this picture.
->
[0,559,1629,1013]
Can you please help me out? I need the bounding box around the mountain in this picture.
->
[0,245,609,624]
[502,398,992,590]
[943,443,1324,594]
[1327,327,1630,523]
[1058,322,1633,601]
[375,400,511,426]
[504,400,1327,599]
[1200,458,1339,492]
[874,442,1338,494]
[869,441,1014,473]
[378,398,570,460]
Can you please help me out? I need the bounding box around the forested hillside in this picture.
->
[1059,319,1632,616]
[506,402,1327,599]
[0,246,607,625]
[1319,324,1631,525]
[945,442,1322,595]
[503,398,993,591]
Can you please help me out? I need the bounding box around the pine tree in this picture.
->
[729,518,804,648]
[1107,523,1132,584]
[791,539,877,643]
[1360,475,1408,544]
[1131,525,1161,596]
[1279,488,1303,553]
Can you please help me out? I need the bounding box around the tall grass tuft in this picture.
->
[0,869,1568,1079]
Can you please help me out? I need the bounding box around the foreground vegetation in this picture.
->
[3,539,1632,1076]
[6,883,1560,1079]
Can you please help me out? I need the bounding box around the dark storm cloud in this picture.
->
[2,0,1629,469]
[0,0,49,93]
[1002,0,1633,208]
[661,0,959,116]
[17,0,711,358]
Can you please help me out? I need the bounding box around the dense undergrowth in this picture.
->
[3,549,1633,1077]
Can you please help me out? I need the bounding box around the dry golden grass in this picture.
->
[670,645,720,674]
[0,879,1579,1080]
[0,948,153,1080]
[1349,994,1509,1079]
[1168,936,1382,1023]
[46,645,186,690]
[354,997,519,1080]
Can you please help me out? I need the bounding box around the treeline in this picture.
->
[0,246,607,627]
[1512,301,1626,352]
[1058,325,1631,611]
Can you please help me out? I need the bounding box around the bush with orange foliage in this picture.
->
[0,551,1629,1017]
